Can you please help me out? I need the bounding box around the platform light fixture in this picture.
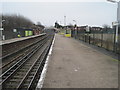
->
[107,0,117,3]
[107,0,120,43]
[73,20,77,26]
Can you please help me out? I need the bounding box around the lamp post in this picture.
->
[0,20,5,28]
[0,20,5,40]
[73,20,77,38]
[64,16,67,34]
[73,20,77,26]
[107,0,119,43]
[64,16,66,27]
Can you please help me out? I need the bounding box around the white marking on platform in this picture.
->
[36,34,56,89]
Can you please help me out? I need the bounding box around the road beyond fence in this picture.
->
[42,34,118,88]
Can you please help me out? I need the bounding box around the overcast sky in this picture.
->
[1,0,117,27]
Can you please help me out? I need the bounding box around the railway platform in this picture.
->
[0,34,45,45]
[38,34,118,88]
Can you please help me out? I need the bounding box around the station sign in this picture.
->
[0,28,3,31]
[112,21,118,26]
[13,29,17,32]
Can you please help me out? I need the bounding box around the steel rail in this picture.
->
[17,36,53,89]
[1,35,48,71]
[0,36,49,86]
[17,43,49,89]
[28,37,53,89]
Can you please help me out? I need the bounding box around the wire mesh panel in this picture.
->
[71,27,118,54]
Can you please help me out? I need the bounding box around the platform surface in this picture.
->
[0,34,45,45]
[43,34,118,88]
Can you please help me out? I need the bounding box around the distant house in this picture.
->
[77,26,87,31]
[91,27,102,31]
[76,26,90,33]
[73,26,103,33]
[32,24,45,35]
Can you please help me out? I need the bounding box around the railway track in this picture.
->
[0,34,54,89]
[1,34,48,73]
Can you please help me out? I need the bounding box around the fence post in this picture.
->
[101,30,103,47]
[75,29,77,39]
[113,26,117,52]
[85,34,86,42]
[93,33,95,45]
[89,34,90,44]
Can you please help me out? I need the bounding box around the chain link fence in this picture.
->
[71,27,119,54]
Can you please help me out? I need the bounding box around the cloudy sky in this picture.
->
[1,0,117,27]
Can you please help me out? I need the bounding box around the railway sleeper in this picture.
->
[32,65,40,68]
[19,69,29,72]
[19,67,31,70]
[13,76,22,79]
[9,79,21,82]
[29,71,36,74]
[14,73,26,76]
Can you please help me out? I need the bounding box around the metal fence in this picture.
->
[71,27,120,54]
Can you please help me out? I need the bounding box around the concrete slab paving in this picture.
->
[43,34,118,88]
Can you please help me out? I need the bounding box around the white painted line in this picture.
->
[36,34,56,90]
